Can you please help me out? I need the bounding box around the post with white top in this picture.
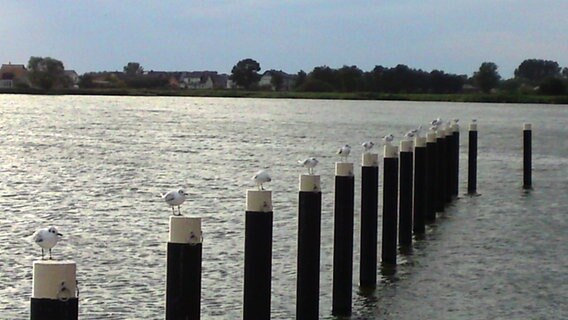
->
[296,175,322,320]
[359,153,379,289]
[332,162,355,317]
[30,260,78,320]
[467,121,478,195]
[413,136,427,235]
[436,129,447,211]
[425,131,437,222]
[523,123,532,189]
[166,217,202,320]
[243,190,273,320]
[398,140,413,247]
[381,145,399,266]
[444,127,453,204]
[451,122,460,197]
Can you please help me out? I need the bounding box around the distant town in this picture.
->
[1,57,567,100]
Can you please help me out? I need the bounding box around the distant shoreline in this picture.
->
[1,88,567,104]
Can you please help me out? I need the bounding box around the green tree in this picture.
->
[337,65,363,92]
[27,56,68,89]
[294,70,307,89]
[124,62,144,76]
[269,71,284,91]
[538,77,566,95]
[473,62,501,93]
[230,58,261,90]
[514,59,560,83]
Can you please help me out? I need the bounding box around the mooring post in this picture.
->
[425,131,437,222]
[451,122,460,198]
[381,144,399,266]
[243,190,273,320]
[467,121,478,195]
[436,128,446,211]
[413,135,427,235]
[444,127,454,204]
[359,152,379,289]
[332,162,355,317]
[523,123,532,189]
[296,174,322,320]
[398,140,413,247]
[166,216,202,320]
[30,261,78,320]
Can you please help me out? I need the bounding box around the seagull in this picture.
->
[161,189,188,216]
[453,119,459,124]
[337,144,351,162]
[431,118,443,126]
[362,141,375,153]
[404,130,416,141]
[253,170,271,190]
[33,226,63,260]
[382,134,394,145]
[298,157,319,175]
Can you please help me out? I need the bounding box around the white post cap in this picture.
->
[445,127,453,137]
[450,123,460,132]
[436,129,445,138]
[32,260,77,300]
[523,123,532,130]
[335,162,354,176]
[399,140,413,152]
[384,144,398,158]
[361,153,379,167]
[169,216,202,244]
[299,174,321,192]
[426,132,437,143]
[246,190,273,212]
[415,136,427,147]
[469,122,478,131]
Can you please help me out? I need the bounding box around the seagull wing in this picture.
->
[164,193,175,202]
[33,232,43,243]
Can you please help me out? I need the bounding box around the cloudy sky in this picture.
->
[1,1,567,78]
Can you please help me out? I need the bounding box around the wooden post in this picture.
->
[413,136,427,235]
[296,175,322,320]
[467,122,478,195]
[381,145,399,265]
[31,261,78,320]
[398,140,413,247]
[523,123,532,189]
[243,190,273,320]
[359,153,379,288]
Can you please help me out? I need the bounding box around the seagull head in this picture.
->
[48,226,63,237]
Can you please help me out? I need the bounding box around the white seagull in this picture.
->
[382,134,394,145]
[362,141,375,153]
[431,118,443,126]
[404,130,416,141]
[33,226,63,260]
[161,189,188,216]
[298,157,319,175]
[337,144,352,162]
[253,170,271,190]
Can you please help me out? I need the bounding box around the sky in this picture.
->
[1,1,567,78]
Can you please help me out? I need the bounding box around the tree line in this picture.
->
[21,56,568,95]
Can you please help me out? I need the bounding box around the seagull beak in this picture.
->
[57,233,63,236]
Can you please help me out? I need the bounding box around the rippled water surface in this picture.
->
[1,95,567,319]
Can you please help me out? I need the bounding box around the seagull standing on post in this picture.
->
[162,189,188,216]
[362,141,375,153]
[33,226,63,260]
[253,170,272,190]
[337,144,352,162]
[299,157,319,175]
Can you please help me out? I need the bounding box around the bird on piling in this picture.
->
[404,130,416,141]
[431,118,443,127]
[382,134,394,146]
[298,157,319,175]
[253,170,271,190]
[33,226,63,260]
[336,144,351,162]
[362,141,375,153]
[161,189,188,216]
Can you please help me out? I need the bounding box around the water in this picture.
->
[0,95,566,319]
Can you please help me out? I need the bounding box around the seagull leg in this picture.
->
[49,249,52,260]
[171,206,175,215]
[177,206,182,216]
[41,249,44,260]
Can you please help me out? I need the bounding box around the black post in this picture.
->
[332,163,355,317]
[467,122,478,195]
[296,175,322,320]
[381,145,399,265]
[244,191,273,320]
[166,217,202,320]
[425,132,437,222]
[451,123,460,197]
[30,261,78,320]
[359,154,379,288]
[444,129,453,204]
[523,123,532,189]
[436,132,446,211]
[413,137,427,235]
[398,141,413,247]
